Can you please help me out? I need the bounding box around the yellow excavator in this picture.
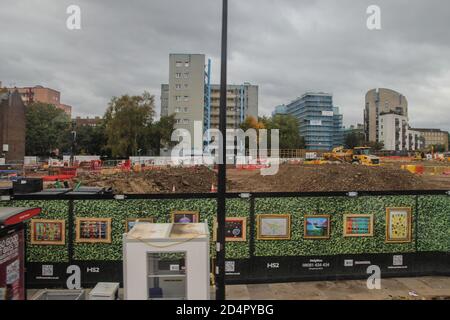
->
[323,146,381,166]
[413,151,426,161]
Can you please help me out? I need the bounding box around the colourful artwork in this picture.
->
[343,214,374,237]
[76,218,112,243]
[257,214,291,240]
[30,219,65,245]
[304,215,330,239]
[213,218,247,242]
[225,218,246,242]
[386,208,412,243]
[171,211,199,224]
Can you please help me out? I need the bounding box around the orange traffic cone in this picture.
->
[211,184,217,192]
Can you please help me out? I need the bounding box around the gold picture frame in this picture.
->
[125,218,155,232]
[171,211,199,224]
[75,217,112,243]
[386,207,412,243]
[343,214,374,237]
[30,219,65,245]
[256,214,291,240]
[304,215,331,240]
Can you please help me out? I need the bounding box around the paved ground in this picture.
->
[224,277,450,300]
[27,276,450,300]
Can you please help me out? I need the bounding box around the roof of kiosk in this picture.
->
[0,207,42,227]
[126,223,208,241]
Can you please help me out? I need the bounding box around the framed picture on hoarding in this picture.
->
[171,211,199,224]
[304,215,331,240]
[386,207,412,243]
[257,214,291,240]
[30,219,65,245]
[75,218,112,243]
[213,217,247,242]
[343,214,374,237]
[125,218,154,232]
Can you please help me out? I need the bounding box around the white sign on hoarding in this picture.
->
[310,120,322,126]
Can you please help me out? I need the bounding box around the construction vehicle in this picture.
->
[323,146,380,166]
[413,151,426,161]
[443,152,450,162]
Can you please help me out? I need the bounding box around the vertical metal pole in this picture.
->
[415,195,419,253]
[249,196,255,258]
[68,200,74,264]
[216,0,228,301]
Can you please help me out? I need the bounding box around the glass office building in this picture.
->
[286,92,344,150]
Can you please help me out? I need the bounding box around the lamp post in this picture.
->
[70,120,77,167]
[216,0,228,301]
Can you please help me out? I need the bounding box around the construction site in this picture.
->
[1,150,449,194]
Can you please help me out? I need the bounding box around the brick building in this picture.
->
[6,85,72,117]
[73,116,103,128]
[0,90,26,161]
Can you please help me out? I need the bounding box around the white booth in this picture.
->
[123,222,210,300]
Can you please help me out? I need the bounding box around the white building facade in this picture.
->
[378,113,423,151]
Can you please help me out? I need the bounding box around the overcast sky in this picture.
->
[1,0,449,131]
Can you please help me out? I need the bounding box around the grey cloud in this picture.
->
[0,0,449,131]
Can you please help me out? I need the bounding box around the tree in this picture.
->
[26,102,71,156]
[103,92,155,158]
[75,124,108,156]
[344,131,366,149]
[147,114,176,155]
[240,116,265,131]
[264,114,305,149]
[367,141,384,151]
[430,144,446,153]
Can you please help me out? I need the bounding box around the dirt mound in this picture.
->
[74,166,224,194]
[229,164,437,193]
[72,164,441,194]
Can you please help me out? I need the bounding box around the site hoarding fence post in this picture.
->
[249,195,255,258]
[415,195,419,253]
[216,0,228,301]
[68,199,74,264]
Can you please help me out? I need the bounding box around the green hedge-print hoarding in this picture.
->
[1,195,449,263]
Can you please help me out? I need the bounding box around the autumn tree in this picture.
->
[103,92,155,158]
[240,116,265,131]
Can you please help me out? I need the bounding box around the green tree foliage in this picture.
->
[260,115,305,149]
[104,92,155,158]
[367,140,385,151]
[75,124,108,156]
[148,114,177,155]
[26,102,71,156]
[344,131,366,149]
[430,144,446,153]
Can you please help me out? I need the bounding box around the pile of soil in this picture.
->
[71,163,442,194]
[73,166,227,194]
[229,164,437,193]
